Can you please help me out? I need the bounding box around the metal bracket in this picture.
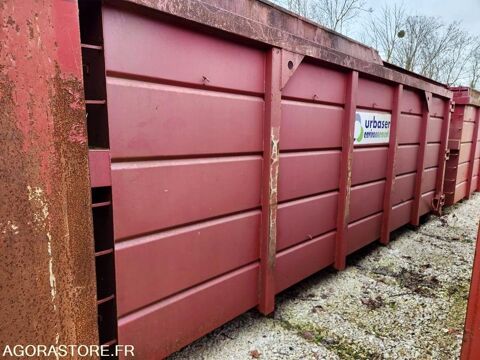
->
[432,193,445,215]
[280,50,304,90]
[423,91,432,112]
[450,101,456,113]
[445,148,451,161]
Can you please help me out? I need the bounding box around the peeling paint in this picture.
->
[1,220,20,235]
[68,123,87,144]
[27,185,50,225]
[0,0,98,352]
[47,233,57,311]
[259,48,282,315]
[26,184,58,322]
[268,129,280,267]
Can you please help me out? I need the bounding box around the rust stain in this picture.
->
[268,128,280,267]
[470,90,480,106]
[0,0,98,355]
[344,152,353,222]
[452,87,480,107]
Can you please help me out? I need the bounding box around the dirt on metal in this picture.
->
[170,194,480,359]
[0,0,98,350]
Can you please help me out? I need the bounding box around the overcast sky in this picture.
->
[358,0,480,37]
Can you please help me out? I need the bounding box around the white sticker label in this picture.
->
[354,111,391,145]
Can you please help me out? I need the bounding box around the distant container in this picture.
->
[78,0,453,358]
[445,87,480,205]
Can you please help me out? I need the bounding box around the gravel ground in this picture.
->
[170,194,480,360]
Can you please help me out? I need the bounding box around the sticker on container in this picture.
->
[354,111,391,145]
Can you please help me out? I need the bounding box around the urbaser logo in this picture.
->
[354,111,392,145]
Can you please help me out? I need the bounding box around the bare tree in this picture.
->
[469,40,480,89]
[272,0,368,34]
[364,7,475,86]
[364,3,406,63]
[393,15,442,72]
[418,21,472,85]
[274,0,480,88]
[284,0,311,17]
[310,0,368,32]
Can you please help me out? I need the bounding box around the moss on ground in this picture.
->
[280,320,383,360]
[445,282,470,331]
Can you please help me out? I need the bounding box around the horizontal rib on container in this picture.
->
[82,1,453,358]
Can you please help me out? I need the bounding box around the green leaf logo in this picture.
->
[357,125,364,142]
[354,113,363,143]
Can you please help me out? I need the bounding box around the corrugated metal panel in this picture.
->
[82,1,453,358]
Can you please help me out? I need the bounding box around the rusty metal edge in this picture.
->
[0,0,99,350]
[258,47,282,315]
[432,99,452,215]
[451,87,480,107]
[334,70,358,270]
[258,48,304,315]
[256,0,385,55]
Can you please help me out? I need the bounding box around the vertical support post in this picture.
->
[334,71,359,270]
[466,109,480,199]
[432,99,452,214]
[381,84,403,245]
[460,224,480,360]
[259,48,282,315]
[411,91,431,226]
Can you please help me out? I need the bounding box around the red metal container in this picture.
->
[0,0,99,351]
[79,0,453,358]
[461,224,480,360]
[445,87,480,205]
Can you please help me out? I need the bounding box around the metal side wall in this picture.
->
[83,2,452,358]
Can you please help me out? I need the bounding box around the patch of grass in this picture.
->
[387,301,398,311]
[280,320,383,360]
[445,282,469,331]
[428,281,471,356]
